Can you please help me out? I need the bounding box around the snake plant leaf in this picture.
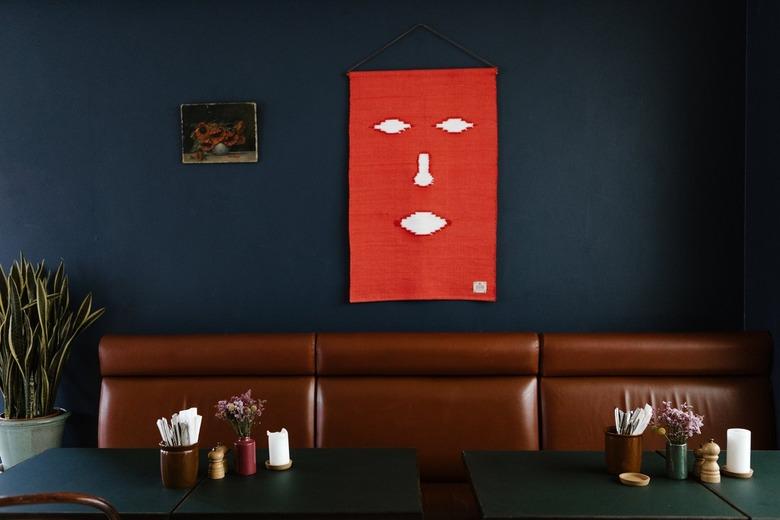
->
[60,275,70,311]
[2,363,14,417]
[25,262,37,303]
[52,263,63,293]
[6,317,27,416]
[73,293,94,332]
[6,284,25,375]
[23,315,35,417]
[20,301,37,312]
[57,314,72,347]
[23,313,35,372]
[35,277,48,340]
[39,358,49,415]
[52,265,65,322]
[9,262,21,294]
[0,264,7,315]
[79,295,103,328]
[87,306,105,324]
[49,336,74,405]
[0,254,104,418]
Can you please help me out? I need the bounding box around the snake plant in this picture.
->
[0,254,104,419]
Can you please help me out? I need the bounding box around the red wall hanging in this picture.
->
[348,66,498,302]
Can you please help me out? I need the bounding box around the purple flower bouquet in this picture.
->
[215,389,267,438]
[652,401,704,445]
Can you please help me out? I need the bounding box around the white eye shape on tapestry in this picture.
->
[414,153,434,187]
[435,117,474,133]
[373,118,411,134]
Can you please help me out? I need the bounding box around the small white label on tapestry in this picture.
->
[473,281,487,294]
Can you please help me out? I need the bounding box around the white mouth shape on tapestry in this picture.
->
[400,211,448,236]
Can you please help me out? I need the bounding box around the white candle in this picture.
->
[267,428,290,466]
[726,428,751,473]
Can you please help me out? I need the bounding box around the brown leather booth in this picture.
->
[316,333,539,519]
[98,334,316,449]
[541,332,776,451]
[98,331,775,520]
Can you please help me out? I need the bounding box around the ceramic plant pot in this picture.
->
[0,408,71,469]
[666,442,688,479]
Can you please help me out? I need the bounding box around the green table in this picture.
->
[463,451,746,519]
[693,451,780,520]
[0,448,190,518]
[0,448,422,520]
[173,448,422,519]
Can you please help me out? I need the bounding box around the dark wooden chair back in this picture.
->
[0,492,120,520]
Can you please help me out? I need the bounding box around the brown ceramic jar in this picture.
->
[160,442,199,488]
[604,426,643,475]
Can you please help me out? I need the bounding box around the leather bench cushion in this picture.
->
[541,376,776,450]
[317,377,538,481]
[421,483,480,520]
[542,332,771,376]
[317,332,539,375]
[99,376,314,448]
[100,334,315,376]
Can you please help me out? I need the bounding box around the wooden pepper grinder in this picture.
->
[700,439,721,484]
[693,444,705,478]
[208,443,228,479]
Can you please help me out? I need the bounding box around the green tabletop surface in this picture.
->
[697,451,780,520]
[0,448,193,518]
[174,448,422,519]
[463,451,746,519]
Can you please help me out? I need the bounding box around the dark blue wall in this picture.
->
[746,0,780,440]
[0,0,747,446]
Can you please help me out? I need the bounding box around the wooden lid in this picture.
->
[619,472,651,487]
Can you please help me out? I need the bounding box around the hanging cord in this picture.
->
[347,23,496,72]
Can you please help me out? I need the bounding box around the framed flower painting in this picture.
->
[180,102,259,164]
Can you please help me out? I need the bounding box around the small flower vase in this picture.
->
[234,436,256,476]
[666,442,688,479]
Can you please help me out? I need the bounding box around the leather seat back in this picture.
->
[540,332,776,450]
[98,334,316,448]
[315,333,540,481]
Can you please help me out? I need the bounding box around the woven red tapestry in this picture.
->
[348,67,498,302]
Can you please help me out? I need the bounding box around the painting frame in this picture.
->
[180,101,259,164]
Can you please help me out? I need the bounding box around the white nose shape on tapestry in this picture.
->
[414,153,434,187]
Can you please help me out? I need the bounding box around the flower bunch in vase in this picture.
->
[215,389,266,437]
[215,390,267,476]
[652,401,704,480]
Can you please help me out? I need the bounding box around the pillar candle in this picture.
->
[726,428,751,473]
[267,428,290,466]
